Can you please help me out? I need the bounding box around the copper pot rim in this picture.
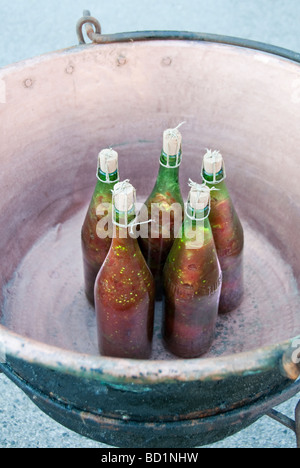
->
[1,29,300,75]
[0,323,299,384]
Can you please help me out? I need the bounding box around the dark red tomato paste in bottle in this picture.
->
[95,180,155,359]
[163,182,222,358]
[81,149,119,305]
[202,150,244,314]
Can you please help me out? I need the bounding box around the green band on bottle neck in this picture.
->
[160,149,182,168]
[186,202,210,221]
[202,168,225,184]
[98,169,119,183]
[113,206,136,228]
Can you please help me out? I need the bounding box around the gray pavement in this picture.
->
[0,0,299,448]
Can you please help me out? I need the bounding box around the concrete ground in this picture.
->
[0,0,299,448]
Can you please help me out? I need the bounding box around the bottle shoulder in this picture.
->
[145,181,184,207]
[209,194,244,255]
[93,180,115,199]
[95,239,154,301]
[145,164,183,202]
[164,233,222,295]
[166,221,217,262]
[206,179,230,200]
[182,218,214,242]
[102,237,151,271]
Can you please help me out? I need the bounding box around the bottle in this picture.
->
[139,125,185,300]
[95,180,155,359]
[81,148,119,305]
[202,150,244,314]
[163,181,222,358]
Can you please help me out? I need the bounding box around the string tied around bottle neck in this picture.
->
[112,180,155,234]
[111,179,131,196]
[97,147,119,184]
[188,179,220,193]
[186,179,219,221]
[202,149,226,184]
[112,217,155,235]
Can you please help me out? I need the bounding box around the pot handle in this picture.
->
[76,10,102,44]
[281,337,300,380]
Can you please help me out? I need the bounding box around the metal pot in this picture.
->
[0,14,299,448]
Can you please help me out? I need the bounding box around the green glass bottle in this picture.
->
[81,149,119,305]
[202,150,244,314]
[139,126,185,300]
[163,182,222,358]
[95,180,155,359]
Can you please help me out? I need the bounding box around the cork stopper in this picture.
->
[203,149,223,175]
[113,180,136,213]
[163,127,182,156]
[188,182,210,211]
[98,148,118,175]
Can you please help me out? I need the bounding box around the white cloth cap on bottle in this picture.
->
[163,127,182,156]
[98,148,118,175]
[203,149,223,175]
[113,180,136,212]
[189,183,210,211]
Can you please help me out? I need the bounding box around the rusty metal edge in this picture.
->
[1,29,300,76]
[1,360,299,448]
[75,10,300,64]
[78,28,300,65]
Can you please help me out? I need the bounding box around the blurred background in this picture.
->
[0,0,299,448]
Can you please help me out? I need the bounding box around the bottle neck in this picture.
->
[186,202,210,222]
[155,150,181,187]
[112,207,137,243]
[97,167,119,183]
[95,169,119,194]
[183,208,213,247]
[203,178,229,201]
[183,218,212,247]
[160,148,182,168]
[202,168,225,185]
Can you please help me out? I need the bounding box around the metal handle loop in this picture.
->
[76,10,102,44]
[281,337,300,381]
